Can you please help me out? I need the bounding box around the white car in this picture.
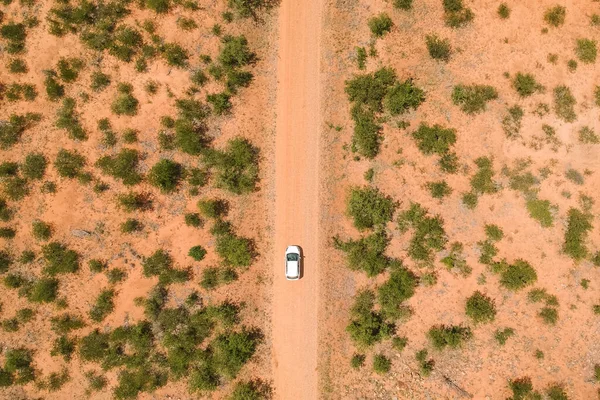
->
[285,246,301,280]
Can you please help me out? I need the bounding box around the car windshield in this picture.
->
[286,253,298,261]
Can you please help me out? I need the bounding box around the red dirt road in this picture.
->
[272,0,322,398]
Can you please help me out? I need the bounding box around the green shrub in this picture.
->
[227,0,276,18]
[494,327,515,345]
[19,250,35,264]
[161,43,189,67]
[443,0,474,28]
[538,306,558,325]
[85,371,107,392]
[349,106,382,158]
[579,126,599,144]
[96,149,142,185]
[0,227,15,239]
[148,159,182,193]
[4,348,35,384]
[415,349,434,376]
[512,73,544,97]
[0,162,18,177]
[89,289,115,322]
[350,354,365,369]
[595,86,600,107]
[207,92,232,115]
[198,199,228,219]
[106,268,126,284]
[174,118,210,156]
[51,335,75,361]
[553,85,576,122]
[384,79,425,115]
[497,3,510,18]
[56,97,87,140]
[393,0,412,10]
[57,57,84,82]
[428,324,472,349]
[184,213,203,227]
[485,224,503,241]
[452,84,498,114]
[188,246,207,261]
[412,123,456,155]
[188,168,209,187]
[88,259,107,273]
[27,278,59,303]
[90,71,111,92]
[219,35,255,69]
[575,38,597,64]
[526,199,554,227]
[190,69,208,86]
[502,105,524,139]
[146,0,169,13]
[465,291,496,323]
[345,67,396,113]
[0,199,12,222]
[499,259,537,290]
[546,384,568,400]
[0,251,12,273]
[44,71,65,101]
[356,46,367,70]
[508,377,537,399]
[205,138,259,194]
[0,113,40,149]
[42,242,79,275]
[368,13,393,37]
[211,328,261,378]
[7,58,27,73]
[372,354,391,374]
[22,153,47,180]
[122,129,138,143]
[121,218,142,233]
[346,186,395,230]
[426,181,452,199]
[214,223,255,267]
[470,156,499,195]
[397,203,447,263]
[425,35,451,61]
[1,22,27,53]
[111,83,139,115]
[5,83,37,101]
[392,336,408,351]
[563,208,592,260]
[378,267,417,319]
[177,17,197,30]
[439,152,459,173]
[3,177,29,200]
[32,220,52,240]
[143,249,188,284]
[2,318,20,332]
[346,309,392,347]
[544,6,566,27]
[227,380,271,400]
[54,149,86,178]
[117,192,152,212]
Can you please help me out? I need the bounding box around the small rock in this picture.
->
[71,229,91,238]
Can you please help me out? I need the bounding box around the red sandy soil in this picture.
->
[0,1,278,398]
[271,0,322,398]
[318,0,600,399]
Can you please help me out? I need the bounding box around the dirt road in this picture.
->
[272,0,322,398]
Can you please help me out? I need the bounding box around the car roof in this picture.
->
[286,260,299,278]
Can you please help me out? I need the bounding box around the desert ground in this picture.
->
[1,0,600,399]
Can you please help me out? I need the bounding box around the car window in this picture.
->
[286,253,298,261]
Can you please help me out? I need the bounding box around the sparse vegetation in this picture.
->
[575,38,597,63]
[553,85,576,122]
[544,6,566,27]
[465,291,496,323]
[428,324,473,350]
[425,35,451,62]
[368,13,393,38]
[452,84,498,114]
[443,0,474,28]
